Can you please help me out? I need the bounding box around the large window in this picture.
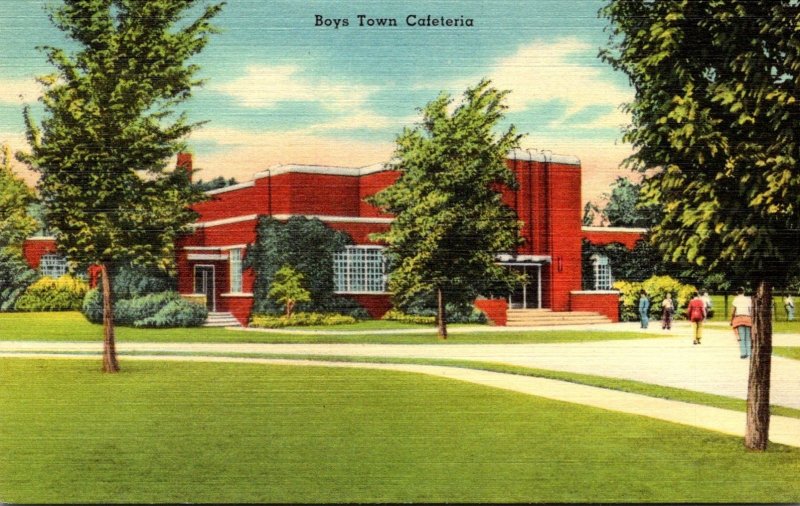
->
[229,248,243,293]
[591,253,613,290]
[333,246,387,293]
[40,254,68,278]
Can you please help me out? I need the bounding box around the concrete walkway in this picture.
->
[3,350,800,448]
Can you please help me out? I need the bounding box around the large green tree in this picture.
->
[601,0,800,450]
[368,80,523,339]
[0,144,38,248]
[20,0,223,372]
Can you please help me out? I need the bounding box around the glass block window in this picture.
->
[229,248,243,293]
[592,254,613,290]
[333,246,387,293]
[40,254,68,278]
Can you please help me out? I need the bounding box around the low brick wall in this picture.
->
[569,290,620,322]
[474,298,508,326]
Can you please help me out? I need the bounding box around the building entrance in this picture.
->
[506,263,543,309]
[193,265,216,311]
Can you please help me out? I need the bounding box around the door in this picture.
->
[193,265,215,311]
[508,264,542,309]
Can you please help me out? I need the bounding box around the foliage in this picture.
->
[614,276,697,322]
[381,309,436,325]
[268,265,311,316]
[0,144,39,248]
[367,80,524,337]
[111,262,176,299]
[193,176,238,192]
[133,298,207,328]
[600,0,800,286]
[15,275,89,311]
[83,289,206,327]
[18,0,223,370]
[391,296,489,324]
[582,239,660,288]
[0,249,39,311]
[245,216,354,314]
[250,312,357,328]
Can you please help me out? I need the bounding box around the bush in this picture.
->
[15,275,89,311]
[250,312,357,328]
[82,289,207,327]
[112,263,176,299]
[381,309,436,325]
[0,248,38,311]
[614,275,697,322]
[134,298,208,328]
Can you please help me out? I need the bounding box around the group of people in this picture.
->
[636,288,783,359]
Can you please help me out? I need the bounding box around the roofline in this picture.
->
[582,226,648,233]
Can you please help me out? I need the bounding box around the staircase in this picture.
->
[203,312,242,327]
[506,309,612,327]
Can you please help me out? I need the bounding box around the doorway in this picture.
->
[193,265,215,311]
[507,264,542,309]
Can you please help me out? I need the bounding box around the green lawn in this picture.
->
[775,347,800,360]
[2,358,799,504]
[0,311,653,344]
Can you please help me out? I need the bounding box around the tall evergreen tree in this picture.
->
[19,0,223,372]
[601,0,800,450]
[368,80,523,339]
[0,143,38,249]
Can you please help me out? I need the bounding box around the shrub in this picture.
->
[15,275,89,311]
[82,289,207,327]
[250,312,357,328]
[134,298,207,328]
[614,275,697,322]
[381,309,436,325]
[112,263,175,299]
[0,248,38,311]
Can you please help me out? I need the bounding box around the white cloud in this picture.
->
[0,77,42,104]
[210,65,376,111]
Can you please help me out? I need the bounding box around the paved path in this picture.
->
[2,321,799,446]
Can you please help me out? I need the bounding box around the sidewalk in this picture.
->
[4,350,800,448]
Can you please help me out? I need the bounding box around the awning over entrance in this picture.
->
[497,254,551,309]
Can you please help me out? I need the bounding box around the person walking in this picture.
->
[661,293,674,330]
[687,291,706,345]
[638,289,650,329]
[701,290,714,319]
[731,287,753,359]
[785,294,795,322]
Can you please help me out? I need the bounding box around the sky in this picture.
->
[0,0,635,205]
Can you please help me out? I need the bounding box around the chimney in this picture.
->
[176,152,193,182]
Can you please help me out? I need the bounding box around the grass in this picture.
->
[775,347,800,360]
[0,311,654,344]
[2,357,799,504]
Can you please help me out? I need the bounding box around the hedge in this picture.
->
[614,275,697,322]
[82,289,207,327]
[15,275,89,311]
[250,312,357,328]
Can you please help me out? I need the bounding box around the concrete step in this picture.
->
[203,312,242,327]
[505,309,612,327]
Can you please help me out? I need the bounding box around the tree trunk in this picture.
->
[100,263,120,373]
[437,287,448,340]
[745,280,772,450]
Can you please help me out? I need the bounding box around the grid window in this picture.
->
[333,246,387,293]
[229,248,243,293]
[40,254,68,278]
[592,254,613,290]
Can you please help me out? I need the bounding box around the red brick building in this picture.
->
[23,151,644,326]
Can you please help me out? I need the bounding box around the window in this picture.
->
[40,254,68,278]
[229,248,243,293]
[333,246,387,293]
[591,254,613,290]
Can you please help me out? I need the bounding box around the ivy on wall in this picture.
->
[581,238,660,289]
[245,216,365,316]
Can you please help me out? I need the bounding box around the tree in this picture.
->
[603,177,660,228]
[0,144,38,249]
[19,0,223,372]
[601,0,800,450]
[368,80,523,339]
[268,265,311,317]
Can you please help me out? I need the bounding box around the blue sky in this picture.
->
[0,0,635,203]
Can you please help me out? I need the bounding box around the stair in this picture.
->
[506,309,612,327]
[203,311,242,327]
